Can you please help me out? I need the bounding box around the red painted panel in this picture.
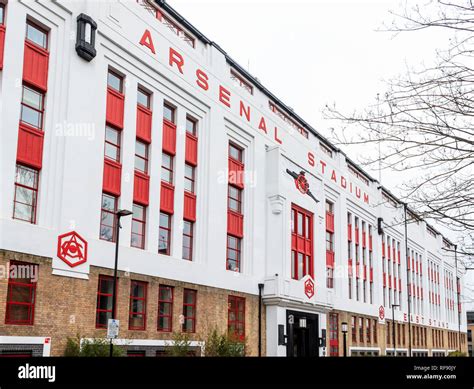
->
[369,235,373,251]
[185,133,198,166]
[16,123,44,169]
[394,277,397,290]
[362,231,366,247]
[133,171,150,205]
[383,273,386,287]
[356,264,360,278]
[160,181,174,214]
[228,158,244,189]
[23,41,49,91]
[370,268,373,282]
[136,105,152,143]
[103,159,122,196]
[355,228,359,245]
[291,234,297,250]
[106,88,125,129]
[183,191,196,221]
[326,251,334,268]
[388,276,392,288]
[325,212,334,232]
[347,224,352,241]
[162,119,176,155]
[227,210,243,238]
[382,242,385,257]
[0,26,5,70]
[296,236,305,252]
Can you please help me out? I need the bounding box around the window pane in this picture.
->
[137,89,150,108]
[107,71,122,92]
[163,104,174,122]
[23,87,43,110]
[16,166,38,188]
[102,194,116,211]
[229,144,241,161]
[105,127,119,144]
[20,106,42,129]
[105,144,119,162]
[135,141,147,158]
[26,23,47,49]
[0,7,4,25]
[186,117,196,135]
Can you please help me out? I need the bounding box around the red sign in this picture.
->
[379,305,385,320]
[57,231,88,268]
[295,174,309,194]
[304,278,315,299]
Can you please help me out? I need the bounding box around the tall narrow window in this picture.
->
[161,153,174,184]
[228,186,242,213]
[329,313,339,356]
[131,204,146,249]
[351,316,356,342]
[325,201,335,289]
[100,193,117,242]
[20,86,45,130]
[291,204,313,280]
[96,275,115,328]
[229,143,243,162]
[186,116,197,136]
[159,212,171,255]
[13,165,39,224]
[26,21,48,49]
[129,281,147,330]
[137,88,151,109]
[134,140,149,174]
[226,235,241,271]
[163,103,175,123]
[5,261,38,325]
[157,285,173,332]
[182,220,194,261]
[107,70,123,93]
[104,126,121,162]
[182,289,197,333]
[228,296,245,341]
[184,164,195,193]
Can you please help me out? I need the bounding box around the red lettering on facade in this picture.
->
[139,29,156,54]
[258,117,267,133]
[219,85,231,108]
[240,101,251,122]
[331,170,337,182]
[196,69,209,91]
[363,193,369,204]
[308,152,315,167]
[274,127,282,144]
[169,47,184,74]
[341,176,347,189]
[320,160,326,174]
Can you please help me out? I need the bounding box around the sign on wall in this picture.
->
[57,231,88,268]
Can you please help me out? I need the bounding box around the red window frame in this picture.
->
[373,319,378,343]
[163,102,175,123]
[182,220,194,261]
[161,152,174,184]
[184,163,195,194]
[329,313,339,356]
[13,164,39,224]
[26,21,48,50]
[358,317,363,343]
[366,318,371,343]
[95,275,115,328]
[227,185,242,214]
[131,203,146,249]
[159,212,171,255]
[229,143,243,163]
[228,295,245,341]
[129,280,147,330]
[5,261,38,325]
[104,126,121,163]
[137,87,151,109]
[134,140,149,174]
[291,204,313,280]
[157,285,174,332]
[186,115,197,136]
[182,289,197,333]
[226,235,241,272]
[99,193,117,242]
[107,70,123,93]
[20,85,45,131]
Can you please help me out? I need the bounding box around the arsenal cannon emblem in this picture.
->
[57,231,88,268]
[304,278,315,299]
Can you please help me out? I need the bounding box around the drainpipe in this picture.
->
[258,283,264,357]
[404,203,412,357]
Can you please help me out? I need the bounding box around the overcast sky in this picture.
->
[167,0,473,306]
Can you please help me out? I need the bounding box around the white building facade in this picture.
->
[0,0,467,357]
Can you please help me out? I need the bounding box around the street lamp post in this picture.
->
[392,304,400,356]
[341,322,348,357]
[109,209,133,358]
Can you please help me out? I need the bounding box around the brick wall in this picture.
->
[0,250,265,356]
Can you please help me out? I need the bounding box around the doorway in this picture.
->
[286,310,319,357]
